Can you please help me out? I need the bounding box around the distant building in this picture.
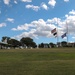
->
[68,42,75,47]
[0,42,7,49]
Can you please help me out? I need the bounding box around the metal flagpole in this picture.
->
[57,18,59,47]
[66,21,68,46]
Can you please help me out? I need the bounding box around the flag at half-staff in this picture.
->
[51,28,57,37]
[61,32,66,38]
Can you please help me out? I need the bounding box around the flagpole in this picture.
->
[57,18,59,47]
[57,27,58,47]
[66,21,68,46]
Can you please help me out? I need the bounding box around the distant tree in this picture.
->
[49,42,55,48]
[20,37,37,48]
[74,43,75,47]
[38,43,50,48]
[8,39,21,48]
[31,42,37,48]
[38,43,44,48]
[61,41,67,47]
[1,36,10,43]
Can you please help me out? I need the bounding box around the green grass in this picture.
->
[0,48,75,75]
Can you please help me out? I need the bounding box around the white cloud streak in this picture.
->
[0,23,6,27]
[3,0,32,5]
[0,11,1,14]
[6,18,14,23]
[41,3,48,10]
[48,0,56,7]
[14,0,18,4]
[3,0,10,5]
[72,37,75,39]
[64,0,69,2]
[21,0,32,2]
[26,4,40,11]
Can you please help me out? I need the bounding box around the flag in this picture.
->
[53,32,57,37]
[61,33,66,38]
[51,28,57,37]
[53,32,57,36]
[51,28,56,34]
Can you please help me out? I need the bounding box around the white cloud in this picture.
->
[14,0,18,4]
[63,10,75,35]
[6,18,14,23]
[3,0,32,5]
[41,3,48,10]
[64,0,69,2]
[69,10,75,15]
[72,37,75,39]
[0,11,1,14]
[11,17,63,39]
[21,0,32,2]
[12,23,36,31]
[26,4,40,11]
[3,0,10,5]
[12,19,57,39]
[48,0,56,7]
[14,29,38,40]
[12,10,75,40]
[0,23,6,27]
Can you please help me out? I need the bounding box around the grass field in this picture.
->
[0,48,75,75]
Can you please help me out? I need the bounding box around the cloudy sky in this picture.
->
[0,0,75,44]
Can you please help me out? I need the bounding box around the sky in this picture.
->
[0,0,75,44]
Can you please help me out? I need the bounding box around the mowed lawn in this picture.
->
[0,48,75,75]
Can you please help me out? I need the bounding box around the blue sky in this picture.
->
[0,0,75,44]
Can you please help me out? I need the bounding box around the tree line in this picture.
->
[1,36,75,49]
[1,36,37,48]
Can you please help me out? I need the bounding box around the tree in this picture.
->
[1,36,10,43]
[20,37,37,48]
[38,43,44,48]
[49,42,55,48]
[61,41,67,47]
[8,39,21,48]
